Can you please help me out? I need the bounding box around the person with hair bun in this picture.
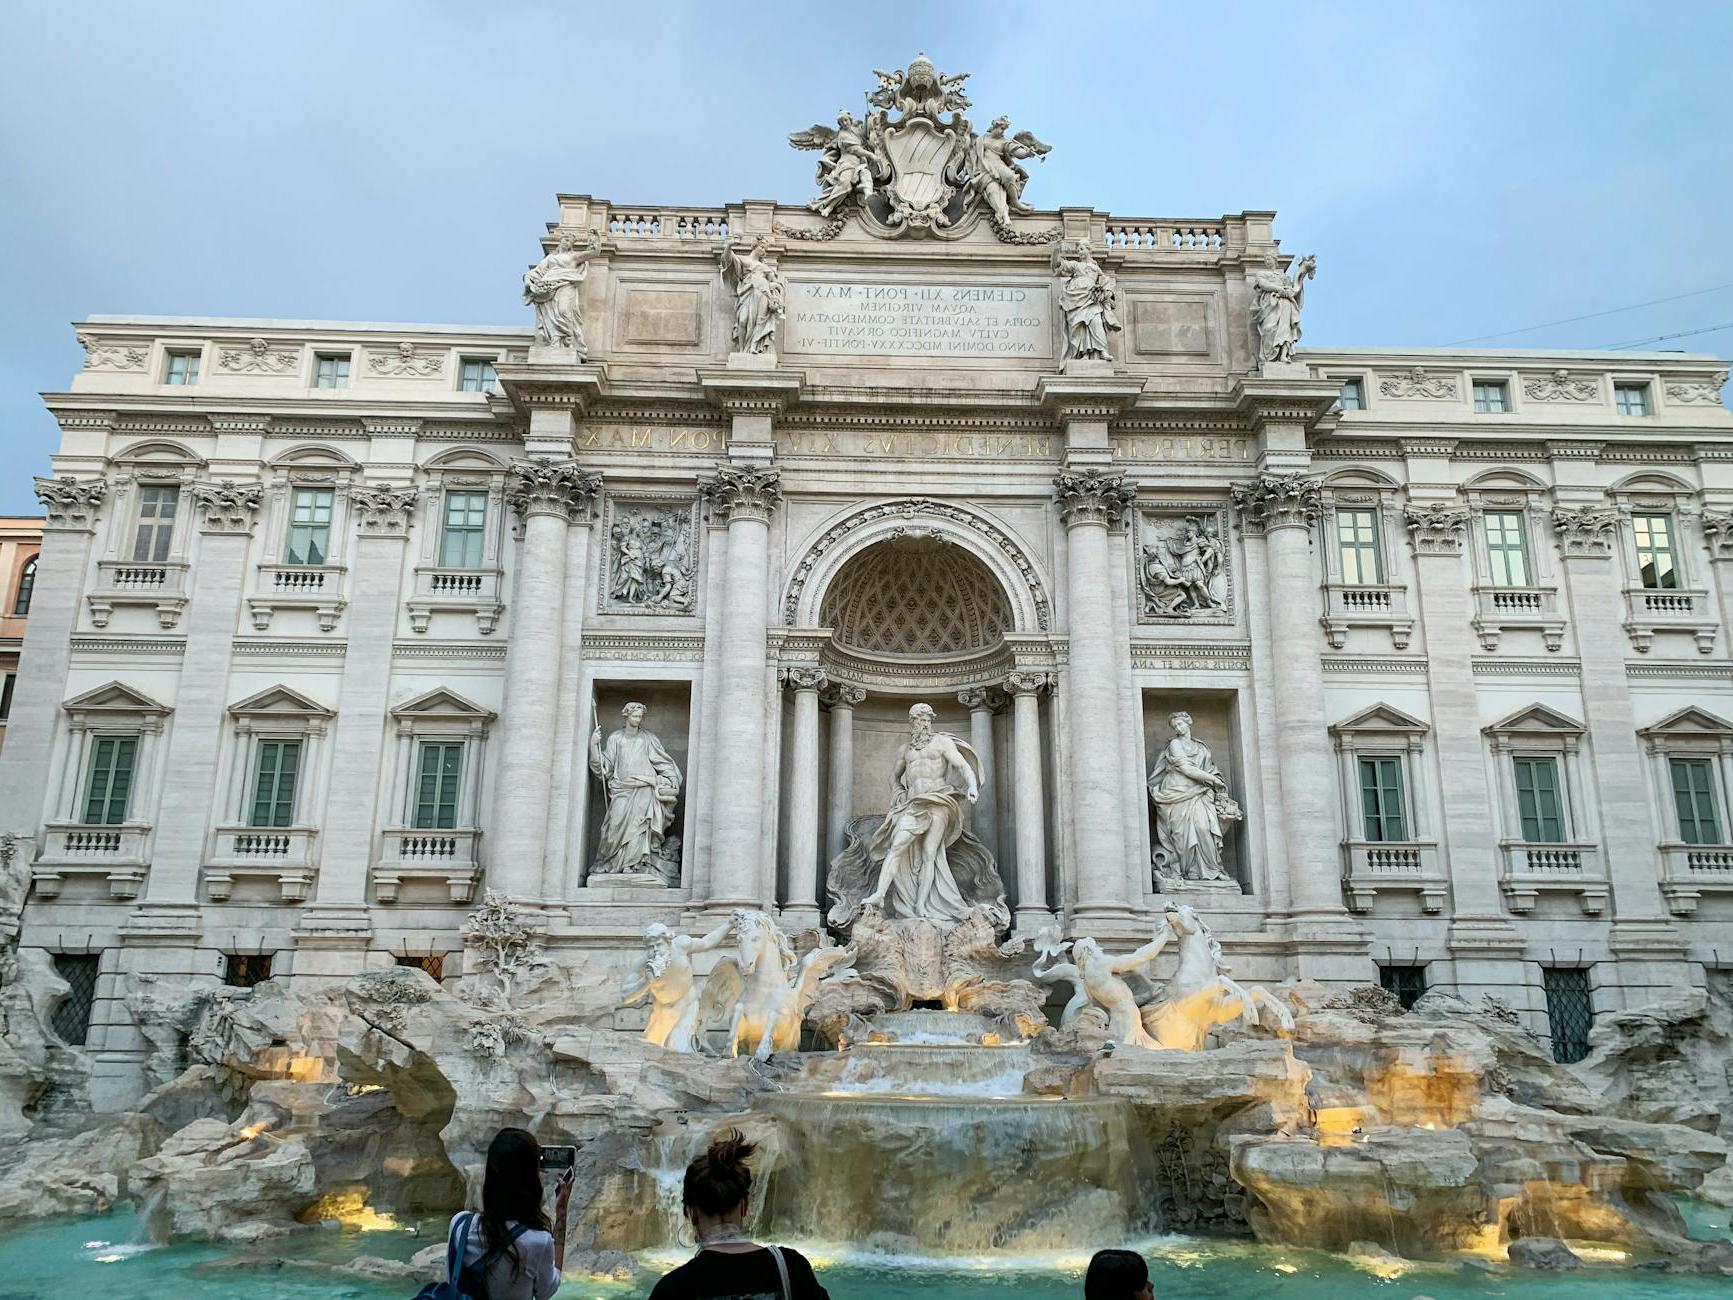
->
[648,1128,828,1299]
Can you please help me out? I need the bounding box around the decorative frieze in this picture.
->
[1403,503,1470,555]
[579,633,706,663]
[1667,373,1728,405]
[1129,642,1251,673]
[601,498,699,615]
[34,476,107,530]
[1136,508,1232,622]
[1377,368,1458,400]
[1229,473,1320,533]
[217,338,298,374]
[699,465,783,524]
[507,459,602,522]
[188,479,264,533]
[351,484,420,536]
[1523,370,1598,403]
[1053,468,1135,528]
[76,334,147,370]
[368,343,445,378]
[1551,506,1621,557]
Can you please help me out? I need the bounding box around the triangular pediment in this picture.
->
[62,681,171,715]
[390,687,494,720]
[1485,703,1585,737]
[1329,703,1429,736]
[228,685,334,719]
[1639,706,1733,738]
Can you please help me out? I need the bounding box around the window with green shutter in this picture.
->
[1670,757,1722,845]
[1358,756,1407,842]
[284,488,334,565]
[83,736,137,825]
[439,492,487,568]
[1513,756,1566,843]
[413,742,464,829]
[1633,513,1679,590]
[1483,511,1531,587]
[1336,509,1383,585]
[250,739,301,828]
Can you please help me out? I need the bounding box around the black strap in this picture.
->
[465,1214,531,1279]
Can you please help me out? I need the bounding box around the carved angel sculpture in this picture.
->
[717,237,786,355]
[965,117,1051,226]
[789,111,886,217]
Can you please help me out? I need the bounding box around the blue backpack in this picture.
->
[415,1211,529,1300]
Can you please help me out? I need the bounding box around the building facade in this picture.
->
[0,516,44,751]
[3,61,1732,1108]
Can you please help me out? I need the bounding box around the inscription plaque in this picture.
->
[783,280,1053,358]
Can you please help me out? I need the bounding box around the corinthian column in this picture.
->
[490,460,600,901]
[1054,469,1137,922]
[823,684,864,867]
[700,465,783,913]
[957,687,1002,863]
[781,666,827,927]
[1005,670,1053,930]
[1230,474,1356,931]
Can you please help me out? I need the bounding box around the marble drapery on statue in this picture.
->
[588,703,682,879]
[620,920,730,1053]
[717,238,787,355]
[826,703,1010,930]
[1245,251,1316,364]
[1053,240,1122,362]
[1148,711,1241,885]
[523,229,602,352]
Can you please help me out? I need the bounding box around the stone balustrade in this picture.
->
[372,828,482,904]
[407,566,504,634]
[1658,843,1733,915]
[1341,839,1447,914]
[205,826,319,903]
[248,564,347,632]
[605,210,732,241]
[1497,841,1608,915]
[87,559,191,629]
[1471,583,1565,651]
[1621,586,1717,653]
[33,822,152,899]
[1322,582,1414,649]
[1101,220,1225,251]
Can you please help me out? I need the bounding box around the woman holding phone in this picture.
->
[445,1127,572,1300]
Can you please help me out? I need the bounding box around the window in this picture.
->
[164,350,200,385]
[284,487,334,565]
[1632,513,1678,590]
[459,358,499,393]
[1542,966,1593,1064]
[1670,757,1722,845]
[11,556,34,615]
[1335,509,1383,584]
[1614,383,1651,416]
[439,491,487,568]
[1358,756,1408,841]
[396,952,445,981]
[1336,378,1365,412]
[1472,380,1510,414]
[132,485,180,563]
[1377,964,1427,1010]
[83,735,138,825]
[1513,756,1566,842]
[413,741,463,829]
[1,673,13,720]
[50,953,100,1046]
[1483,511,1531,587]
[222,953,274,988]
[313,353,351,389]
[249,739,301,828]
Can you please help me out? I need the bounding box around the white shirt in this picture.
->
[449,1211,562,1300]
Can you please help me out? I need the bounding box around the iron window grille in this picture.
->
[50,953,101,1046]
[1377,963,1427,1010]
[1542,966,1594,1063]
[396,953,445,981]
[223,953,275,988]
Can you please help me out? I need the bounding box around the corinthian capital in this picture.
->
[188,479,265,534]
[1403,502,1469,556]
[33,476,107,531]
[1551,506,1621,558]
[1053,469,1135,529]
[1702,511,1733,561]
[508,459,602,522]
[701,465,783,524]
[1229,473,1321,534]
[352,483,420,536]
[780,666,829,692]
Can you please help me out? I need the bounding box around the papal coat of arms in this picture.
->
[788,53,1051,238]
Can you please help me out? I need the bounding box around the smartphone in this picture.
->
[539,1145,577,1172]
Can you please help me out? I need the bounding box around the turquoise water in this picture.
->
[4,1213,1727,1299]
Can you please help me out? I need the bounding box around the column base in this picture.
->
[1267,911,1373,984]
[1446,914,1527,959]
[1067,904,1154,943]
[778,904,822,932]
[1013,906,1057,936]
[120,903,204,944]
[1606,918,1694,1009]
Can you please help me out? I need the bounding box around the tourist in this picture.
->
[440,1127,571,1299]
[1085,1248,1154,1300]
[649,1129,829,1299]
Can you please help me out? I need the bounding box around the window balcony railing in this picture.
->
[407,567,504,636]
[1341,838,1445,913]
[34,821,152,899]
[248,564,347,632]
[1622,586,1717,655]
[1322,583,1414,650]
[1497,840,1608,914]
[1471,584,1566,652]
[373,827,482,904]
[205,825,319,903]
[1658,841,1733,916]
[87,560,191,630]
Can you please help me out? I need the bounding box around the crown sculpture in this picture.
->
[789,53,1051,238]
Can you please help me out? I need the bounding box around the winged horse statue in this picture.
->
[698,909,856,1060]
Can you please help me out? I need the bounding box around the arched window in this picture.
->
[11,556,35,616]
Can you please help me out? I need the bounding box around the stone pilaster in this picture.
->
[822,684,864,867]
[699,465,783,913]
[302,483,418,956]
[1054,469,1138,925]
[957,687,1003,865]
[545,494,599,897]
[0,477,109,856]
[490,460,600,903]
[1005,670,1053,930]
[781,666,828,927]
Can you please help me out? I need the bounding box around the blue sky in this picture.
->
[2,0,1730,513]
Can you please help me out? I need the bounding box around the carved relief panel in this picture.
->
[599,495,700,616]
[1134,504,1234,625]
